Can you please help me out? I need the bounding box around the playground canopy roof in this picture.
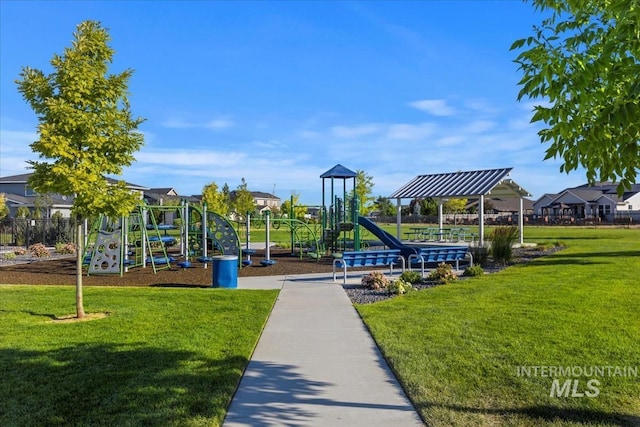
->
[320,164,358,179]
[388,168,531,200]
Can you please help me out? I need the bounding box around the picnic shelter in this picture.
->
[388,168,531,245]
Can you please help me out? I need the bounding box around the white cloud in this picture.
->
[162,119,195,128]
[0,129,39,176]
[409,99,455,116]
[162,116,234,130]
[463,98,500,116]
[463,120,496,134]
[386,123,436,140]
[205,117,235,129]
[298,129,320,139]
[435,136,464,147]
[331,124,380,138]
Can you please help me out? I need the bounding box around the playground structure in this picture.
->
[82,163,496,276]
[83,202,242,275]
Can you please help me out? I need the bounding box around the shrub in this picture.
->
[399,270,423,285]
[388,278,413,295]
[55,242,77,255]
[490,226,519,265]
[29,243,50,257]
[3,252,16,260]
[427,262,457,284]
[361,271,390,290]
[463,265,484,277]
[13,247,27,256]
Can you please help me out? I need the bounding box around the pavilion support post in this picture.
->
[479,195,485,247]
[396,198,402,239]
[438,200,444,236]
[518,197,524,245]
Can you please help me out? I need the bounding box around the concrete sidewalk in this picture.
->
[223,273,423,426]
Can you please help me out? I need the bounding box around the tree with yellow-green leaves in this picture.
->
[0,194,9,220]
[201,181,228,215]
[16,20,144,318]
[232,178,256,219]
[280,192,308,221]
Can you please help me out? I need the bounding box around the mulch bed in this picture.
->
[0,249,353,287]
[1,246,561,304]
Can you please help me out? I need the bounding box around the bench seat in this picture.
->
[407,246,473,276]
[333,249,405,284]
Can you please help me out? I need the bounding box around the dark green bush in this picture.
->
[463,265,484,277]
[400,270,423,285]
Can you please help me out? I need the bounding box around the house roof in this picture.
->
[3,192,74,207]
[0,173,148,191]
[251,191,280,200]
[468,197,534,212]
[148,187,178,196]
[389,168,531,199]
[545,182,640,206]
[0,173,33,183]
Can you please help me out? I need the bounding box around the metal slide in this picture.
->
[356,216,418,259]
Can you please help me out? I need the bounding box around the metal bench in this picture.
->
[407,246,473,276]
[333,249,405,284]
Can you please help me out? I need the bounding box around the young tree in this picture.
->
[16,206,31,218]
[373,196,395,217]
[280,192,308,220]
[0,194,9,220]
[353,170,375,215]
[16,20,144,318]
[512,0,639,195]
[201,181,227,215]
[443,198,468,225]
[421,197,439,216]
[232,178,256,219]
[221,183,231,216]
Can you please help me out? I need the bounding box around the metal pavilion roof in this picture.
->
[388,168,531,199]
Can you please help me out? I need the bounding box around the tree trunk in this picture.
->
[76,223,86,319]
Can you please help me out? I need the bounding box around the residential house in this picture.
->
[0,173,149,218]
[143,187,181,206]
[533,182,640,222]
[251,191,281,213]
[228,190,281,215]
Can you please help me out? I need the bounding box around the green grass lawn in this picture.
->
[357,227,640,426]
[0,286,278,426]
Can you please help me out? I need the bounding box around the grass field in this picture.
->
[357,227,640,426]
[0,287,278,426]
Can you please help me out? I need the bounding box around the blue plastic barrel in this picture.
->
[211,255,238,288]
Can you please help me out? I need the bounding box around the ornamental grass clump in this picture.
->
[468,242,490,267]
[490,226,519,265]
[361,271,390,290]
[427,262,457,284]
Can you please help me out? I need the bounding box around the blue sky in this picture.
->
[1,1,589,205]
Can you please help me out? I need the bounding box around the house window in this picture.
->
[25,186,35,196]
[629,205,633,210]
